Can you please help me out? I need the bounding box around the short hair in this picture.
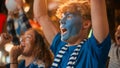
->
[56,1,91,20]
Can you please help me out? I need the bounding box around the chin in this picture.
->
[22,52,26,56]
[61,34,70,41]
[61,36,69,42]
[61,38,67,42]
[22,52,30,57]
[22,52,28,56]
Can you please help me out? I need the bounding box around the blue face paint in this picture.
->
[60,12,83,42]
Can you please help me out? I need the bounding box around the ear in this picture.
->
[83,20,91,29]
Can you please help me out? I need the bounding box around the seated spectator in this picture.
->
[108,25,120,68]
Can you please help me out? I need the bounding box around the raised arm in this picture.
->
[33,0,59,45]
[91,0,109,43]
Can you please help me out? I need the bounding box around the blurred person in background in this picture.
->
[0,28,54,68]
[6,0,31,45]
[108,24,120,68]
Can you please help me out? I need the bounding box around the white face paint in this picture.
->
[5,0,18,12]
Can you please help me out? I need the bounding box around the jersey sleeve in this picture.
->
[88,33,111,64]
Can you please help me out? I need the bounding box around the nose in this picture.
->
[20,41,25,47]
[60,20,65,28]
[20,38,25,46]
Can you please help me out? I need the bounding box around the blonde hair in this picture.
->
[56,1,91,20]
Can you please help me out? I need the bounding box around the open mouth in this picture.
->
[117,36,120,40]
[61,28,67,35]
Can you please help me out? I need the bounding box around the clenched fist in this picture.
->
[10,45,24,63]
[0,33,12,47]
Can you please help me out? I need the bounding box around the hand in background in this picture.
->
[0,33,12,47]
[10,45,24,63]
[15,0,24,10]
[6,0,24,14]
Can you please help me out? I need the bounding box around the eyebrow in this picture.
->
[25,34,32,37]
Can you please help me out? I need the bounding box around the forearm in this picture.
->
[0,36,5,47]
[10,64,18,68]
[39,16,59,44]
[10,59,18,68]
[10,54,18,68]
[91,0,109,43]
[33,0,47,18]
[33,0,58,44]
[10,46,22,68]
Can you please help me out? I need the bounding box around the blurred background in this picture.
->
[0,0,120,66]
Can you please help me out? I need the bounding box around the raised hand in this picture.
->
[15,0,24,10]
[10,45,24,63]
[0,33,12,47]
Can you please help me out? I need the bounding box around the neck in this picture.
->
[67,39,82,46]
[24,56,35,67]
[67,32,88,46]
[67,36,87,46]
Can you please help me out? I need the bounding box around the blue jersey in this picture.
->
[50,33,111,68]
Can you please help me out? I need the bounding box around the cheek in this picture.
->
[26,38,34,43]
[65,20,74,28]
[74,17,82,25]
[67,17,82,26]
[26,40,30,43]
[24,42,33,51]
[69,19,82,31]
[25,39,33,47]
[74,19,82,30]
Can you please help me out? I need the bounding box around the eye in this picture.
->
[26,37,30,41]
[66,15,73,20]
[25,35,32,41]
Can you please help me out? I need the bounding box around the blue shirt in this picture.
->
[19,60,44,68]
[6,60,45,68]
[50,33,111,68]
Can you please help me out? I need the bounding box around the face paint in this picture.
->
[60,12,83,42]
